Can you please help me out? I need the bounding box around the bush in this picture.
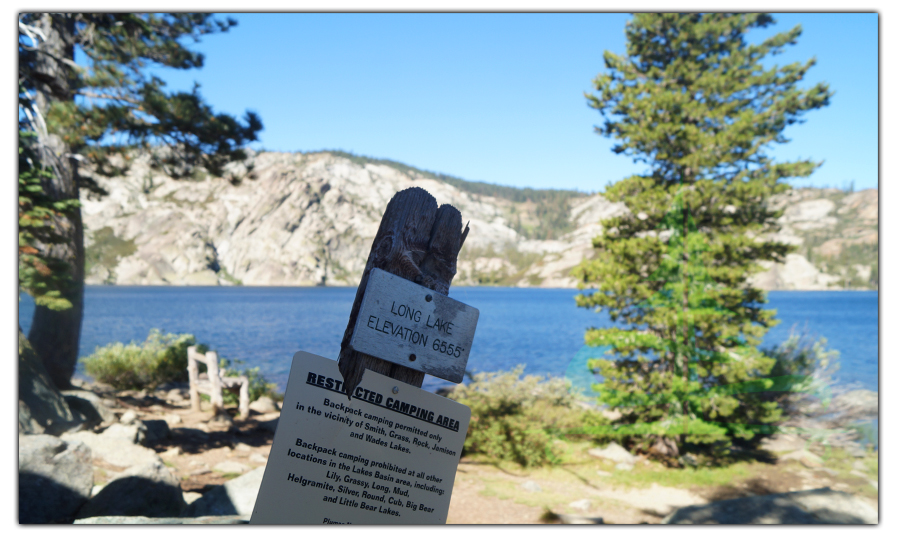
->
[447,365,603,467]
[218,357,281,404]
[762,330,840,421]
[82,329,195,390]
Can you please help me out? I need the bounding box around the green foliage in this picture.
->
[218,357,281,404]
[82,329,195,390]
[574,13,830,457]
[761,331,840,420]
[447,366,605,467]
[319,149,586,240]
[18,132,80,311]
[19,13,262,183]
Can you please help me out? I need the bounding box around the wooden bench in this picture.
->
[187,345,249,419]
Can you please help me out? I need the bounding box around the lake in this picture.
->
[18,287,878,395]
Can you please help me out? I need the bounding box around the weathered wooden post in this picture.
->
[337,187,469,396]
[251,186,477,525]
[206,350,224,415]
[187,345,201,412]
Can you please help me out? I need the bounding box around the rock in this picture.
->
[214,461,251,474]
[162,446,183,458]
[614,462,634,471]
[61,430,163,468]
[19,434,94,523]
[761,434,808,453]
[119,410,138,425]
[62,389,117,429]
[183,467,266,517]
[102,422,148,445]
[249,396,278,414]
[557,514,605,524]
[781,450,824,468]
[234,442,252,452]
[142,419,172,443]
[76,461,186,519]
[183,492,203,504]
[163,413,183,426]
[75,515,249,524]
[569,499,591,511]
[520,480,542,493]
[18,330,81,436]
[663,487,877,524]
[249,453,268,464]
[589,442,636,465]
[166,389,186,403]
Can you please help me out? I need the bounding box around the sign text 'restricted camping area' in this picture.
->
[348,268,479,383]
[250,351,471,524]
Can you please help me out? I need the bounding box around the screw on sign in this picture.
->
[250,188,477,525]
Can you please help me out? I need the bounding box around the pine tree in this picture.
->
[18,13,262,388]
[573,13,831,457]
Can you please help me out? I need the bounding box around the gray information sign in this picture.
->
[250,351,471,525]
[349,268,479,383]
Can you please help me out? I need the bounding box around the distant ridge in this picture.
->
[79,150,877,290]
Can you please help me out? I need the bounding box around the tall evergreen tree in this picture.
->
[18,13,262,389]
[574,13,831,457]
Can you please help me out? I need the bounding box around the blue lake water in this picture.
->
[18,287,878,395]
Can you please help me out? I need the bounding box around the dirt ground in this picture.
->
[89,385,879,524]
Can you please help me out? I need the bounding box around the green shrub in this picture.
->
[218,356,281,404]
[82,329,195,390]
[762,330,840,421]
[447,365,603,467]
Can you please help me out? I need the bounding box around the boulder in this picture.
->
[249,396,278,414]
[213,461,251,474]
[588,442,636,465]
[663,488,878,524]
[183,467,266,517]
[62,389,117,429]
[18,330,81,435]
[75,461,186,519]
[61,430,163,468]
[102,422,148,445]
[19,434,93,523]
[780,450,824,468]
[142,419,172,444]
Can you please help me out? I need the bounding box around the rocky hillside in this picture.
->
[81,151,877,290]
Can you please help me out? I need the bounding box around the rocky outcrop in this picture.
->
[182,466,265,517]
[75,461,186,519]
[19,434,94,523]
[61,429,163,468]
[18,330,81,436]
[81,151,876,290]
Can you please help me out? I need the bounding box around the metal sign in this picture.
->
[348,268,479,383]
[250,351,471,525]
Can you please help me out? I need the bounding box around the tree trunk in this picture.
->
[26,14,84,390]
[337,187,469,397]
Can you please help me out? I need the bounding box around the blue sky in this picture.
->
[147,12,878,192]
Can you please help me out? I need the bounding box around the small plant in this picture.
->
[447,366,602,467]
[219,356,281,404]
[82,329,195,390]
